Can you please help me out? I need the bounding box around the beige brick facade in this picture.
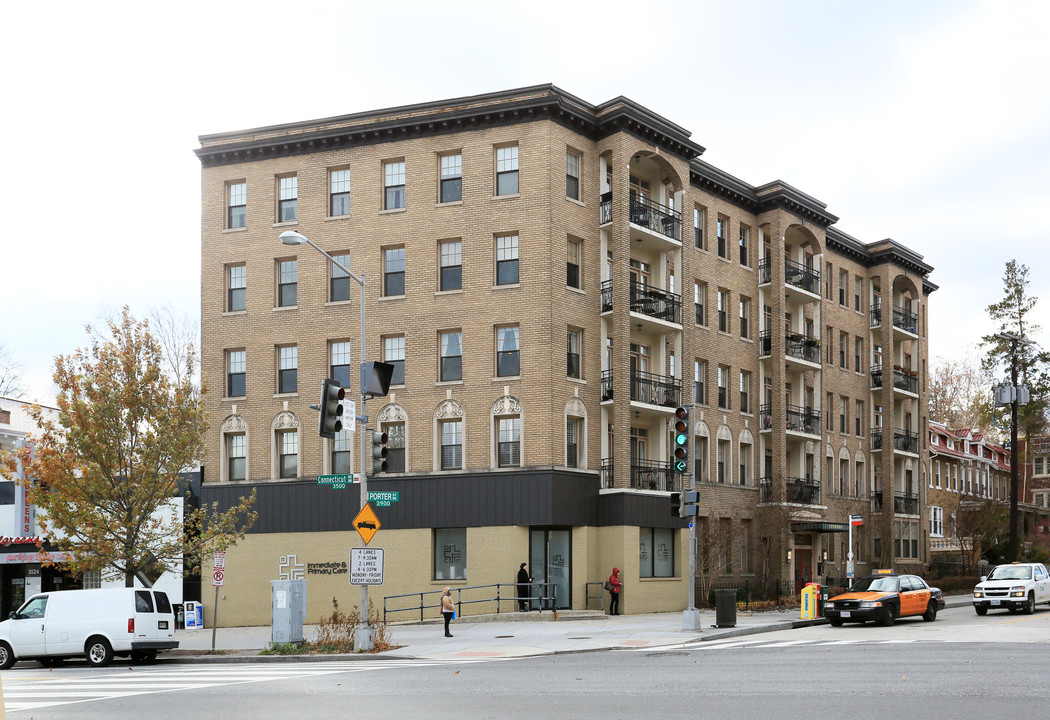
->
[197,85,936,625]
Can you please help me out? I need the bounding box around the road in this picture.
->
[4,605,1050,719]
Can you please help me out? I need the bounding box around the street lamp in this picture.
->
[279,230,375,651]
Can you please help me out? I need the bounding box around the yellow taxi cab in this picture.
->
[824,571,945,627]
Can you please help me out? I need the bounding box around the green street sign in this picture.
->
[368,490,400,507]
[318,474,352,489]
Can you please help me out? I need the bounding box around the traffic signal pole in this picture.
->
[679,405,701,632]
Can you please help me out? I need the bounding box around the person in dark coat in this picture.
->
[608,567,622,615]
[517,562,532,611]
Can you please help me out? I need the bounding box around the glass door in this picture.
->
[530,529,571,610]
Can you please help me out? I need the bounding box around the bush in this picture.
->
[263,597,396,655]
[931,575,979,593]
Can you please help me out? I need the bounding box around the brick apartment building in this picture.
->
[196,85,936,625]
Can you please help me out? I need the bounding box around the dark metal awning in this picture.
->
[791,522,850,534]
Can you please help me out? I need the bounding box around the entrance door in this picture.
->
[530,529,571,610]
[794,549,813,594]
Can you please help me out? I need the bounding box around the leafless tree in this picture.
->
[0,344,24,398]
[928,350,995,435]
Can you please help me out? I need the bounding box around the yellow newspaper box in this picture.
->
[800,584,820,619]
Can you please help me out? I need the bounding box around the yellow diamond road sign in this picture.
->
[353,503,381,545]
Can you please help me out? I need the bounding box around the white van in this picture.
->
[0,588,179,668]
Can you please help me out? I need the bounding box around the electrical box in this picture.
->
[271,579,307,645]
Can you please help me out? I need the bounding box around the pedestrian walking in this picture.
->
[441,587,455,637]
[607,567,622,615]
[517,562,532,612]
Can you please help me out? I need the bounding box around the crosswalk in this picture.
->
[0,658,495,713]
[624,636,927,653]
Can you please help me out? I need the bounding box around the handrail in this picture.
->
[585,581,606,611]
[383,582,558,623]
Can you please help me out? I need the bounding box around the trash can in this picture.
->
[800,584,820,620]
[714,588,737,628]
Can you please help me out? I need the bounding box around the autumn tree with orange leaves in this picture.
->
[2,308,255,586]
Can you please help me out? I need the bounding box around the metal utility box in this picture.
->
[270,579,307,644]
[714,588,737,627]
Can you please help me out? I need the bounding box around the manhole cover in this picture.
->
[494,635,514,639]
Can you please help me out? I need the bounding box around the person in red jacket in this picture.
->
[608,567,622,615]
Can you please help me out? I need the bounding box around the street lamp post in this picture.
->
[279,230,374,651]
[993,331,1031,564]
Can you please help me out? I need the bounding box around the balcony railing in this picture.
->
[893,368,919,394]
[892,305,918,334]
[870,303,882,328]
[600,280,612,312]
[759,479,773,503]
[629,196,681,242]
[631,370,681,407]
[785,259,821,295]
[758,404,821,435]
[599,191,612,225]
[786,332,821,364]
[758,258,772,285]
[759,330,773,357]
[630,280,682,324]
[787,478,821,505]
[601,370,614,401]
[871,491,919,515]
[600,458,680,491]
[871,364,883,389]
[870,427,919,454]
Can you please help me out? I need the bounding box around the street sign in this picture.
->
[212,569,225,587]
[367,490,400,507]
[849,514,863,526]
[344,400,356,434]
[353,503,381,545]
[350,547,384,585]
[213,551,226,569]
[318,474,352,489]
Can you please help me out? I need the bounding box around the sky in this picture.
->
[2,0,1048,404]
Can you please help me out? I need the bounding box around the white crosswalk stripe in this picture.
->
[1,659,495,712]
[625,636,934,654]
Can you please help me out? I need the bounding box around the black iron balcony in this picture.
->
[785,259,821,295]
[600,280,612,313]
[631,370,681,407]
[599,191,612,225]
[631,458,679,491]
[758,404,821,435]
[871,491,919,515]
[786,477,821,505]
[870,303,882,328]
[786,332,821,364]
[629,196,681,241]
[601,458,614,488]
[892,305,918,334]
[871,364,883,389]
[893,368,919,394]
[601,370,614,401]
[759,478,773,503]
[759,330,772,357]
[758,258,772,284]
[871,429,882,451]
[894,428,919,454]
[630,280,682,324]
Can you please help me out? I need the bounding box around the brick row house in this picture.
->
[196,85,936,625]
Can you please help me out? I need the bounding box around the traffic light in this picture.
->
[670,492,681,517]
[672,406,690,473]
[319,379,345,440]
[679,490,699,518]
[370,430,388,474]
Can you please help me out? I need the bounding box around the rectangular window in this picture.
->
[930,506,944,537]
[1037,457,1046,475]
[439,153,462,203]
[694,359,707,404]
[739,225,749,267]
[227,350,246,398]
[441,420,463,470]
[717,439,729,483]
[496,145,519,195]
[383,246,405,296]
[826,392,834,431]
[383,160,406,210]
[440,331,462,382]
[227,434,246,481]
[739,296,750,339]
[716,216,728,258]
[839,269,848,306]
[496,233,519,285]
[839,331,848,368]
[227,264,246,312]
[856,400,864,436]
[384,335,405,386]
[717,288,729,333]
[567,328,581,379]
[439,240,462,291]
[330,341,351,388]
[566,417,580,468]
[278,175,298,223]
[498,416,521,467]
[694,282,706,325]
[639,527,675,578]
[496,325,520,377]
[330,253,351,302]
[718,365,729,410]
[566,150,581,200]
[434,528,466,580]
[567,238,581,289]
[278,259,297,307]
[385,423,406,473]
[854,275,863,312]
[693,206,704,249]
[739,370,751,414]
[825,262,833,300]
[278,345,297,394]
[332,429,353,475]
[839,396,847,434]
[227,181,246,229]
[855,336,863,372]
[329,168,350,217]
[279,429,298,478]
[826,326,834,364]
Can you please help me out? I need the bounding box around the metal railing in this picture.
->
[892,305,918,334]
[870,491,919,515]
[629,196,681,241]
[757,404,821,434]
[870,303,882,328]
[894,428,919,454]
[599,191,612,224]
[870,364,883,389]
[585,581,606,611]
[893,369,919,394]
[758,258,772,284]
[631,370,681,406]
[601,370,614,401]
[784,259,821,295]
[600,458,680,491]
[630,280,682,324]
[383,582,558,623]
[600,280,612,312]
[759,477,821,505]
[786,332,821,363]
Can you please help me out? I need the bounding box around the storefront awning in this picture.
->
[791,522,850,534]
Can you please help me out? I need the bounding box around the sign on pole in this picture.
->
[367,490,400,507]
[344,400,356,434]
[212,568,225,587]
[213,551,226,569]
[353,503,381,545]
[318,474,352,489]
[350,547,384,585]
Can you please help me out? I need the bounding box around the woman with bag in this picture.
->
[607,567,622,615]
[441,587,455,637]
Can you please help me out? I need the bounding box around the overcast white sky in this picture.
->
[3,0,1048,404]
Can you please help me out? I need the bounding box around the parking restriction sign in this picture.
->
[212,569,225,587]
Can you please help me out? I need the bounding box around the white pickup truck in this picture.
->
[973,562,1050,615]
